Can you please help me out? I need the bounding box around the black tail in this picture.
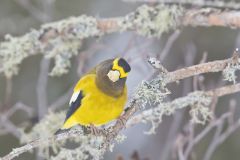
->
[54,128,70,135]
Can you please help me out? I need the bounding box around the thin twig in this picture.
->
[203,120,224,160]
[160,43,195,160]
[0,102,33,137]
[159,29,181,60]
[0,115,22,139]
[5,102,33,118]
[3,77,12,109]
[13,0,50,22]
[183,112,231,159]
[203,102,238,160]
[36,58,50,119]
[0,129,83,160]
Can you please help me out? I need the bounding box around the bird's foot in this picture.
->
[124,107,131,112]
[89,124,101,136]
[116,115,127,128]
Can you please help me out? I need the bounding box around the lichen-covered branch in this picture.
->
[166,53,240,83]
[1,4,240,77]
[1,128,89,160]
[0,102,33,139]
[183,8,240,29]
[127,53,240,130]
[2,53,240,160]
[1,82,240,160]
[0,4,181,77]
[127,83,240,128]
[124,0,240,10]
[175,99,239,160]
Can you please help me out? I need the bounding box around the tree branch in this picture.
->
[124,0,240,10]
[166,57,233,83]
[2,82,240,160]
[36,58,50,119]
[2,53,240,159]
[2,4,240,77]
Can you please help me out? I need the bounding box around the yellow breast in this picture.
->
[69,74,127,126]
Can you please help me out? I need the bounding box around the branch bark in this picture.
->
[166,58,231,83]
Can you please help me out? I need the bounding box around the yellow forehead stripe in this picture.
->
[112,58,128,78]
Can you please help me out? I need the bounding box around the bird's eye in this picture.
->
[107,70,120,82]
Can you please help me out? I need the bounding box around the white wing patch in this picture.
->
[69,91,80,106]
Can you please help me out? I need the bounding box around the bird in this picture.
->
[55,58,131,135]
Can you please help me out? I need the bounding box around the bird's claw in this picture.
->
[116,115,127,128]
[89,124,101,136]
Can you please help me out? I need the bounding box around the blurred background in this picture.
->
[0,0,240,160]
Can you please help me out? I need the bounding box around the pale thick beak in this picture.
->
[107,70,120,82]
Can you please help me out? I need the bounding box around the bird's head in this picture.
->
[107,58,131,82]
[96,58,131,97]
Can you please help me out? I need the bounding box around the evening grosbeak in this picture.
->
[56,58,131,134]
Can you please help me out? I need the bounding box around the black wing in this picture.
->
[64,91,83,122]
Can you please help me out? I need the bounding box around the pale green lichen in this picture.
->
[142,91,213,134]
[222,58,240,84]
[115,134,126,144]
[20,110,107,160]
[20,111,66,158]
[41,15,102,76]
[188,91,213,124]
[119,5,183,37]
[50,135,105,160]
[20,109,128,159]
[0,15,102,77]
[46,40,82,76]
[0,5,183,77]
[134,75,170,109]
[108,134,127,152]
[134,57,170,106]
[42,15,101,40]
[0,30,41,78]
